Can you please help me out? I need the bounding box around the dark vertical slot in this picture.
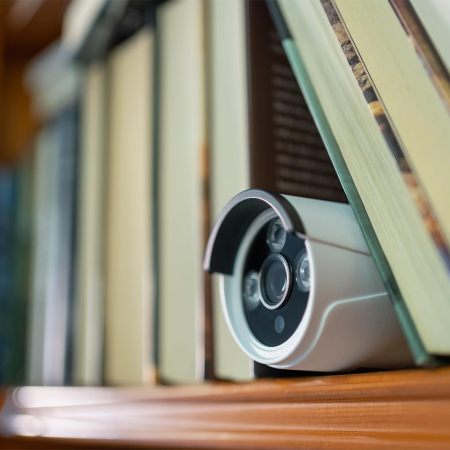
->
[151,3,162,383]
[201,0,215,381]
[246,0,347,202]
[64,103,81,385]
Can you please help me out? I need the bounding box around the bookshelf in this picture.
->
[2,368,450,449]
[1,1,450,449]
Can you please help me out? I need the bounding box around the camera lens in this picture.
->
[243,271,261,311]
[266,218,286,252]
[260,254,292,310]
[295,250,311,292]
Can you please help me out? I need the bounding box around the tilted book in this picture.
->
[268,0,450,365]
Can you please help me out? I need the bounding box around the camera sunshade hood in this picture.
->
[204,189,304,275]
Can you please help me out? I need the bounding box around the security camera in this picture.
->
[204,189,413,372]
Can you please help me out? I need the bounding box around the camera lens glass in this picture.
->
[243,218,309,347]
[243,271,260,311]
[295,250,311,292]
[266,219,286,252]
[260,254,292,310]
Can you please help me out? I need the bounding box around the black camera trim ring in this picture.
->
[203,189,305,275]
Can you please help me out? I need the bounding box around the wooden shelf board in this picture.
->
[1,367,450,449]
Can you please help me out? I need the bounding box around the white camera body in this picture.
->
[204,189,412,372]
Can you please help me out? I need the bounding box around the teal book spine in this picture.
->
[0,168,18,383]
[10,156,33,384]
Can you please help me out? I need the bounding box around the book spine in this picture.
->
[326,0,450,271]
[267,0,434,367]
[389,0,450,112]
[0,169,18,383]
[11,156,33,384]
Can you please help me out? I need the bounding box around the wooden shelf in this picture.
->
[1,367,450,449]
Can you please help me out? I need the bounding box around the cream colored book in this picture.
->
[73,62,106,386]
[157,0,206,384]
[410,0,450,74]
[332,0,450,355]
[105,27,155,385]
[277,0,450,356]
[389,0,450,109]
[334,0,450,247]
[208,0,252,381]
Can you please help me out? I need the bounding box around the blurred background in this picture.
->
[0,0,263,388]
[0,0,72,387]
[0,0,68,165]
[0,0,342,388]
[0,0,222,388]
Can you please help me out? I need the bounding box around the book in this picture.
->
[156,0,207,384]
[25,45,81,385]
[26,127,55,385]
[53,106,80,385]
[269,0,450,363]
[390,0,450,109]
[409,0,450,75]
[26,108,80,386]
[10,154,33,384]
[332,0,450,356]
[0,167,18,383]
[73,61,107,386]
[104,26,155,386]
[207,0,252,381]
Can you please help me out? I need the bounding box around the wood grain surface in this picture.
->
[1,367,450,449]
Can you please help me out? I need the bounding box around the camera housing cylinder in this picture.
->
[204,189,413,372]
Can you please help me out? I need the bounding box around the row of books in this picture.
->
[1,0,449,386]
[273,0,450,364]
[0,0,251,386]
